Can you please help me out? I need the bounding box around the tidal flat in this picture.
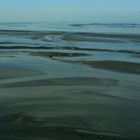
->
[0,23,140,140]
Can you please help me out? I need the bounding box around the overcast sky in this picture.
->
[0,0,140,22]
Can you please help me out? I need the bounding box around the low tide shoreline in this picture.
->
[0,27,140,139]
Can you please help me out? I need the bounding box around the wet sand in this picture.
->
[0,57,140,140]
[0,67,44,79]
[0,28,140,140]
[30,51,88,58]
[0,77,118,88]
[0,86,140,140]
[66,60,140,75]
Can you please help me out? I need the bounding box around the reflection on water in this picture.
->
[0,22,140,140]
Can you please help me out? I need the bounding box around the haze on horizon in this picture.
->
[0,0,140,23]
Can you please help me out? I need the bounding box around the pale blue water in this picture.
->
[0,22,140,34]
[0,22,140,63]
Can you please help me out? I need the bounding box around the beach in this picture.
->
[0,23,140,140]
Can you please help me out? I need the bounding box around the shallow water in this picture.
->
[0,22,140,140]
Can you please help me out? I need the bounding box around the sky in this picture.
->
[0,0,140,23]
